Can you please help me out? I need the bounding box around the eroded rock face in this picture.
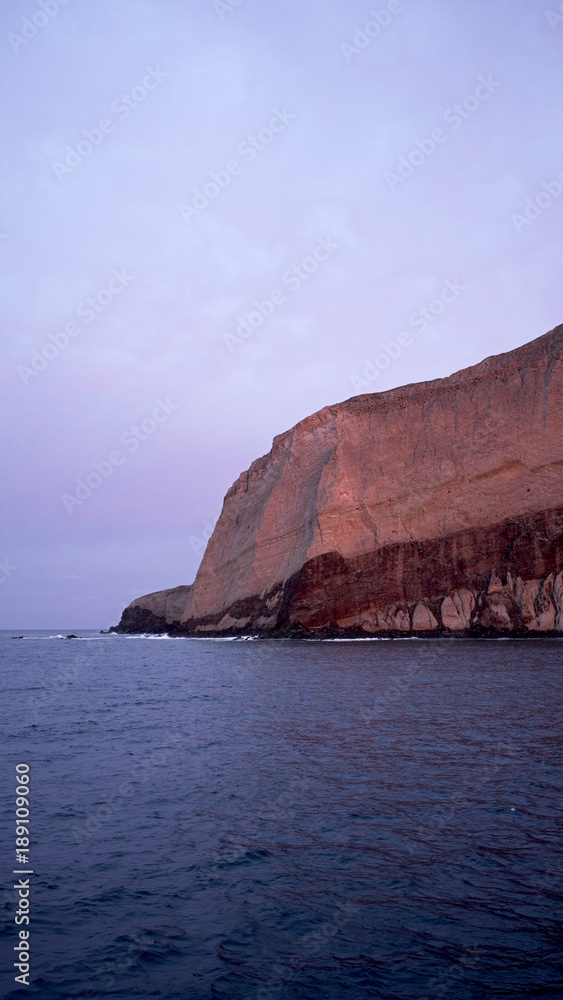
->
[440,591,475,630]
[110,585,192,633]
[113,326,563,636]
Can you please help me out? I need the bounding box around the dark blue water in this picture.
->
[1,632,562,999]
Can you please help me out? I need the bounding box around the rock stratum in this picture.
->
[112,326,563,637]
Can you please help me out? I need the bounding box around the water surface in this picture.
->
[1,632,561,998]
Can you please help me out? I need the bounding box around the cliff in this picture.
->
[112,325,563,637]
[112,585,192,634]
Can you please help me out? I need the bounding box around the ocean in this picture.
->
[1,631,562,999]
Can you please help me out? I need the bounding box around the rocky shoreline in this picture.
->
[109,564,563,639]
[111,326,563,639]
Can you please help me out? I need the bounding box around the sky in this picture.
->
[1,0,562,628]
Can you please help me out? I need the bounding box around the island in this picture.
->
[111,325,563,637]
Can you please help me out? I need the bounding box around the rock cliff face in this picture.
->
[112,585,192,634]
[112,326,563,636]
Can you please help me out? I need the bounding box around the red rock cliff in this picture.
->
[114,326,563,635]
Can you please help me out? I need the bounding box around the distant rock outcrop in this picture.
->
[110,585,192,634]
[112,326,563,637]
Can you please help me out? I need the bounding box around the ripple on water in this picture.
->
[0,632,561,999]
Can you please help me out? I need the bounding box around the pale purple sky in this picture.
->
[1,0,562,628]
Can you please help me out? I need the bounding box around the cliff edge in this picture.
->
[112,325,563,636]
[111,585,192,634]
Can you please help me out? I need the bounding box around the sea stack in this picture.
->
[112,325,563,636]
